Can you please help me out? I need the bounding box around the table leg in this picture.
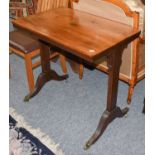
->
[24,43,68,102]
[84,47,129,150]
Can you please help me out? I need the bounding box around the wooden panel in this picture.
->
[73,0,133,26]
[95,43,132,78]
[138,42,145,71]
[73,0,144,80]
[13,8,140,62]
[36,0,71,13]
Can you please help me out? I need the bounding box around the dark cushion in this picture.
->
[9,31,40,54]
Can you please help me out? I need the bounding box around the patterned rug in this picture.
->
[9,107,64,155]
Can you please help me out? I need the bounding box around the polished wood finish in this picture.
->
[74,0,145,104]
[13,8,139,62]
[59,54,68,74]
[84,46,129,149]
[141,0,145,115]
[10,0,72,92]
[24,42,68,101]
[79,62,84,79]
[13,8,140,148]
[36,0,73,13]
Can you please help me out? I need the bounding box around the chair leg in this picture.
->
[127,84,134,104]
[59,54,67,74]
[79,63,84,79]
[24,54,35,92]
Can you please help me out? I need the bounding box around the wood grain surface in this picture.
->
[13,8,140,62]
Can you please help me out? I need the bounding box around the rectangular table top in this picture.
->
[12,8,140,62]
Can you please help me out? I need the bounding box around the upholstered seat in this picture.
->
[9,31,40,54]
[124,0,145,37]
[9,0,72,93]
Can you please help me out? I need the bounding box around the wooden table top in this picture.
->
[12,8,140,62]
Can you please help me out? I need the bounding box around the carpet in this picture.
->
[9,107,64,155]
[10,54,145,155]
[9,12,144,154]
